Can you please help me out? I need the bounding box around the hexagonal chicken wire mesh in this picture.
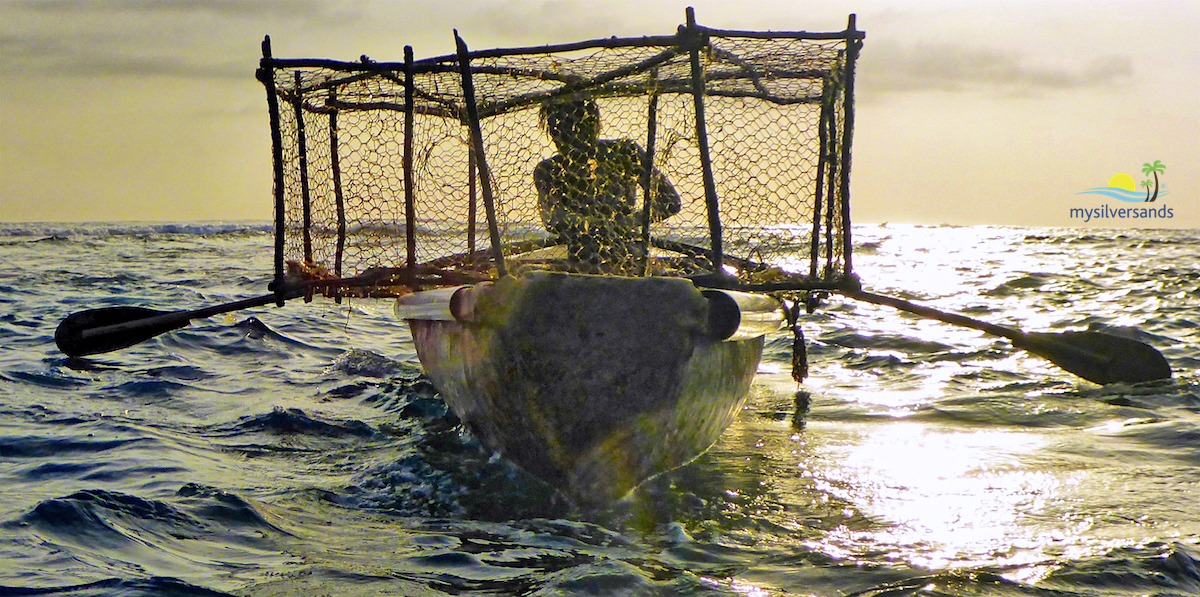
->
[259,14,862,294]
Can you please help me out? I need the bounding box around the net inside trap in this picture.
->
[260,12,863,297]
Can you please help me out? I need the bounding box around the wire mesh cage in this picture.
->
[259,11,863,296]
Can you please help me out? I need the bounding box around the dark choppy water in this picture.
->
[1,222,1198,596]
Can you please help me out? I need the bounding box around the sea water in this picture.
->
[0,222,1197,596]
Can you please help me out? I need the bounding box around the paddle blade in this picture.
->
[55,306,190,357]
[1018,331,1172,385]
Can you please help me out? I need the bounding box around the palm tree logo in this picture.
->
[1077,161,1168,203]
[1141,160,1166,202]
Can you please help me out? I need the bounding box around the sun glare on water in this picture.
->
[803,421,1086,574]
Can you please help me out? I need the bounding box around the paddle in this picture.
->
[55,292,297,357]
[843,288,1172,385]
[650,238,1172,384]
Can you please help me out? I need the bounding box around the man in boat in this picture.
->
[534,98,681,273]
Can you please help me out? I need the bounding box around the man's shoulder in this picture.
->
[598,139,643,162]
[534,155,562,174]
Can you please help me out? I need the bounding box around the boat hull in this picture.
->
[404,273,766,506]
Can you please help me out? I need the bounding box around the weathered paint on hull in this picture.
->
[405,273,765,506]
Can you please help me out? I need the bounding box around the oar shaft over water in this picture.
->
[76,294,281,342]
[846,289,1019,341]
[841,288,1172,385]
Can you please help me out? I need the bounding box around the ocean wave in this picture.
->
[823,331,955,354]
[0,576,238,597]
[103,379,200,400]
[987,273,1057,292]
[326,348,416,378]
[219,406,376,439]
[175,483,290,534]
[6,486,289,596]
[24,489,206,539]
[1099,419,1200,465]
[0,221,273,239]
[157,317,337,358]
[3,370,93,390]
[0,435,152,459]
[1042,542,1200,595]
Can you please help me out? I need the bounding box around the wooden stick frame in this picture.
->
[259,9,863,295]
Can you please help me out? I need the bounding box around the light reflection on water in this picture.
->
[807,422,1068,569]
[725,225,1200,589]
[732,379,1161,588]
[806,228,1079,571]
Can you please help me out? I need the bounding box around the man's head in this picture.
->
[540,98,600,156]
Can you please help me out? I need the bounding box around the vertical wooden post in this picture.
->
[467,145,477,256]
[638,70,660,276]
[454,30,507,278]
[685,7,723,273]
[292,71,313,265]
[839,14,861,278]
[329,90,346,280]
[403,46,418,269]
[823,83,839,279]
[810,81,831,280]
[258,36,287,302]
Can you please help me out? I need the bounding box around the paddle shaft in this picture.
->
[844,288,1108,362]
[842,288,1171,384]
[76,293,287,344]
[845,289,1022,342]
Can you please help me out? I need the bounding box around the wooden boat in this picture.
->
[397,272,780,505]
[248,10,863,504]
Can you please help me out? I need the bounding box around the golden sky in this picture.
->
[1,0,1196,227]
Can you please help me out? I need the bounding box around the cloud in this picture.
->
[8,0,343,19]
[0,0,368,80]
[393,0,678,50]
[0,32,246,80]
[860,41,1134,96]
